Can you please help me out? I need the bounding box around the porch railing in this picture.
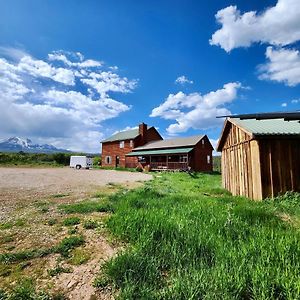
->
[125,162,189,170]
[150,162,189,171]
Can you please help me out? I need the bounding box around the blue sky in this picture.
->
[0,0,300,152]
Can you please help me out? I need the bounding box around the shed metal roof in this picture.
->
[102,128,140,143]
[133,135,204,151]
[126,147,193,156]
[217,111,300,121]
[231,118,300,136]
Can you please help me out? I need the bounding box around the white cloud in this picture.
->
[291,99,299,104]
[113,126,138,135]
[81,71,137,98]
[17,56,75,85]
[210,0,300,52]
[150,82,241,134]
[175,75,193,85]
[258,47,300,86]
[48,51,102,68]
[0,48,137,152]
[281,102,287,107]
[209,138,220,156]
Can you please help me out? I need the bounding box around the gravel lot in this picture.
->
[0,167,152,221]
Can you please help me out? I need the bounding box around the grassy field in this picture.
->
[93,172,300,300]
[1,170,299,299]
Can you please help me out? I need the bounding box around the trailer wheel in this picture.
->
[75,164,81,170]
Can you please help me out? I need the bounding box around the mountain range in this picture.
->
[0,137,70,153]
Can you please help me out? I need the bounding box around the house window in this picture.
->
[130,140,133,147]
[138,156,146,163]
[119,141,125,148]
[202,139,205,148]
[207,155,211,164]
[179,155,188,163]
[105,156,112,164]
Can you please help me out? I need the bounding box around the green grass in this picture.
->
[0,277,66,299]
[48,265,72,277]
[69,248,91,265]
[62,217,80,226]
[0,235,85,264]
[54,235,85,257]
[98,172,300,299]
[0,220,26,231]
[83,219,99,229]
[59,199,114,214]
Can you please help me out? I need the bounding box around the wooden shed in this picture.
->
[217,113,300,200]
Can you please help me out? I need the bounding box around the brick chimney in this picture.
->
[139,123,147,144]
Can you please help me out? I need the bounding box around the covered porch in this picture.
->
[126,147,193,171]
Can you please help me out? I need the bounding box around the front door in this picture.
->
[116,155,120,167]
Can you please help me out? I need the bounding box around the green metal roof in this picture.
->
[126,147,193,156]
[133,135,205,150]
[232,118,300,136]
[102,128,140,143]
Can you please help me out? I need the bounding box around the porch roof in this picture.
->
[126,147,193,156]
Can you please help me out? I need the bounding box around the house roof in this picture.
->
[232,118,300,136]
[133,135,205,151]
[102,128,141,143]
[126,147,193,156]
[217,117,300,151]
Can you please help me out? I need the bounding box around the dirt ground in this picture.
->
[0,167,151,221]
[0,167,151,299]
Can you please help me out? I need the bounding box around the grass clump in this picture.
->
[62,217,80,226]
[0,235,84,264]
[69,248,90,265]
[0,223,13,230]
[47,218,57,226]
[48,265,72,277]
[100,172,300,299]
[0,277,66,299]
[0,248,51,264]
[83,219,99,229]
[54,235,85,257]
[51,193,69,198]
[59,200,114,214]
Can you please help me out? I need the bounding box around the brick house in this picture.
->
[101,123,162,168]
[101,123,213,171]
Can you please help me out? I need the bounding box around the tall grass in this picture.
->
[100,173,300,299]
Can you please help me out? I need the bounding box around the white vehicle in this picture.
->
[70,156,93,170]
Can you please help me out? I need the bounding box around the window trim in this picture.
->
[119,140,125,148]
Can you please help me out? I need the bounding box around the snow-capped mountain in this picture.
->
[0,137,70,153]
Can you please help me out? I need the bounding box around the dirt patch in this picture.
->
[0,167,149,299]
[42,230,118,300]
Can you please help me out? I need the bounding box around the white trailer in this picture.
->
[70,156,93,169]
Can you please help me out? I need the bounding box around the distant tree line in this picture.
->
[0,152,101,166]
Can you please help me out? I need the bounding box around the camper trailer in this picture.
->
[70,156,93,169]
